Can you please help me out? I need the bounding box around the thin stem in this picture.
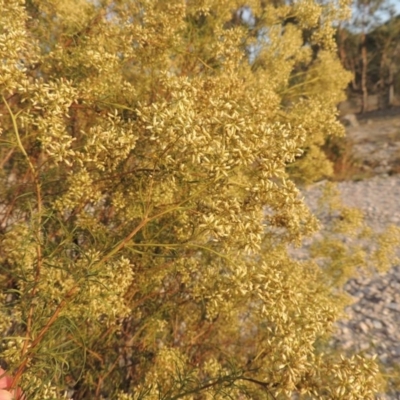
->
[96,181,217,267]
[11,286,79,390]
[0,148,14,169]
[95,355,121,398]
[279,76,321,95]
[3,96,45,392]
[239,376,277,399]
[169,374,277,400]
[95,217,150,267]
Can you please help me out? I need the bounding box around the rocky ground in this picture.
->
[346,107,400,177]
[301,108,400,399]
[301,176,400,399]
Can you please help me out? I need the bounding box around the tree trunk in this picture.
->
[338,26,348,68]
[388,65,395,106]
[349,58,358,91]
[361,32,369,113]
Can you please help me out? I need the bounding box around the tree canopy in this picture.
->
[0,0,399,399]
[336,0,400,109]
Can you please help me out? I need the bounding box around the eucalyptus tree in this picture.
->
[346,0,389,111]
[368,11,400,105]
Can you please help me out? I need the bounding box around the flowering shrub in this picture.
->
[0,0,399,399]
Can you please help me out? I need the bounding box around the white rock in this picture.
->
[359,322,369,333]
[372,320,383,330]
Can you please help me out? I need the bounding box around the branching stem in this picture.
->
[2,97,44,390]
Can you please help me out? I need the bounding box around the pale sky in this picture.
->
[350,0,400,31]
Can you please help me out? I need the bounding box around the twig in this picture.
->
[11,286,79,390]
[2,96,44,363]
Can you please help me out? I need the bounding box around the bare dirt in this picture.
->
[344,107,400,178]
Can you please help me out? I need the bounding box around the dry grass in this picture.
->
[323,135,375,181]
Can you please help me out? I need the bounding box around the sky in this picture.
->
[385,0,400,15]
[394,0,400,14]
[350,0,400,31]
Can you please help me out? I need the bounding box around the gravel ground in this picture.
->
[291,109,400,398]
[337,113,400,398]
[300,175,400,399]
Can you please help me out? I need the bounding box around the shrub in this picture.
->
[0,1,399,399]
